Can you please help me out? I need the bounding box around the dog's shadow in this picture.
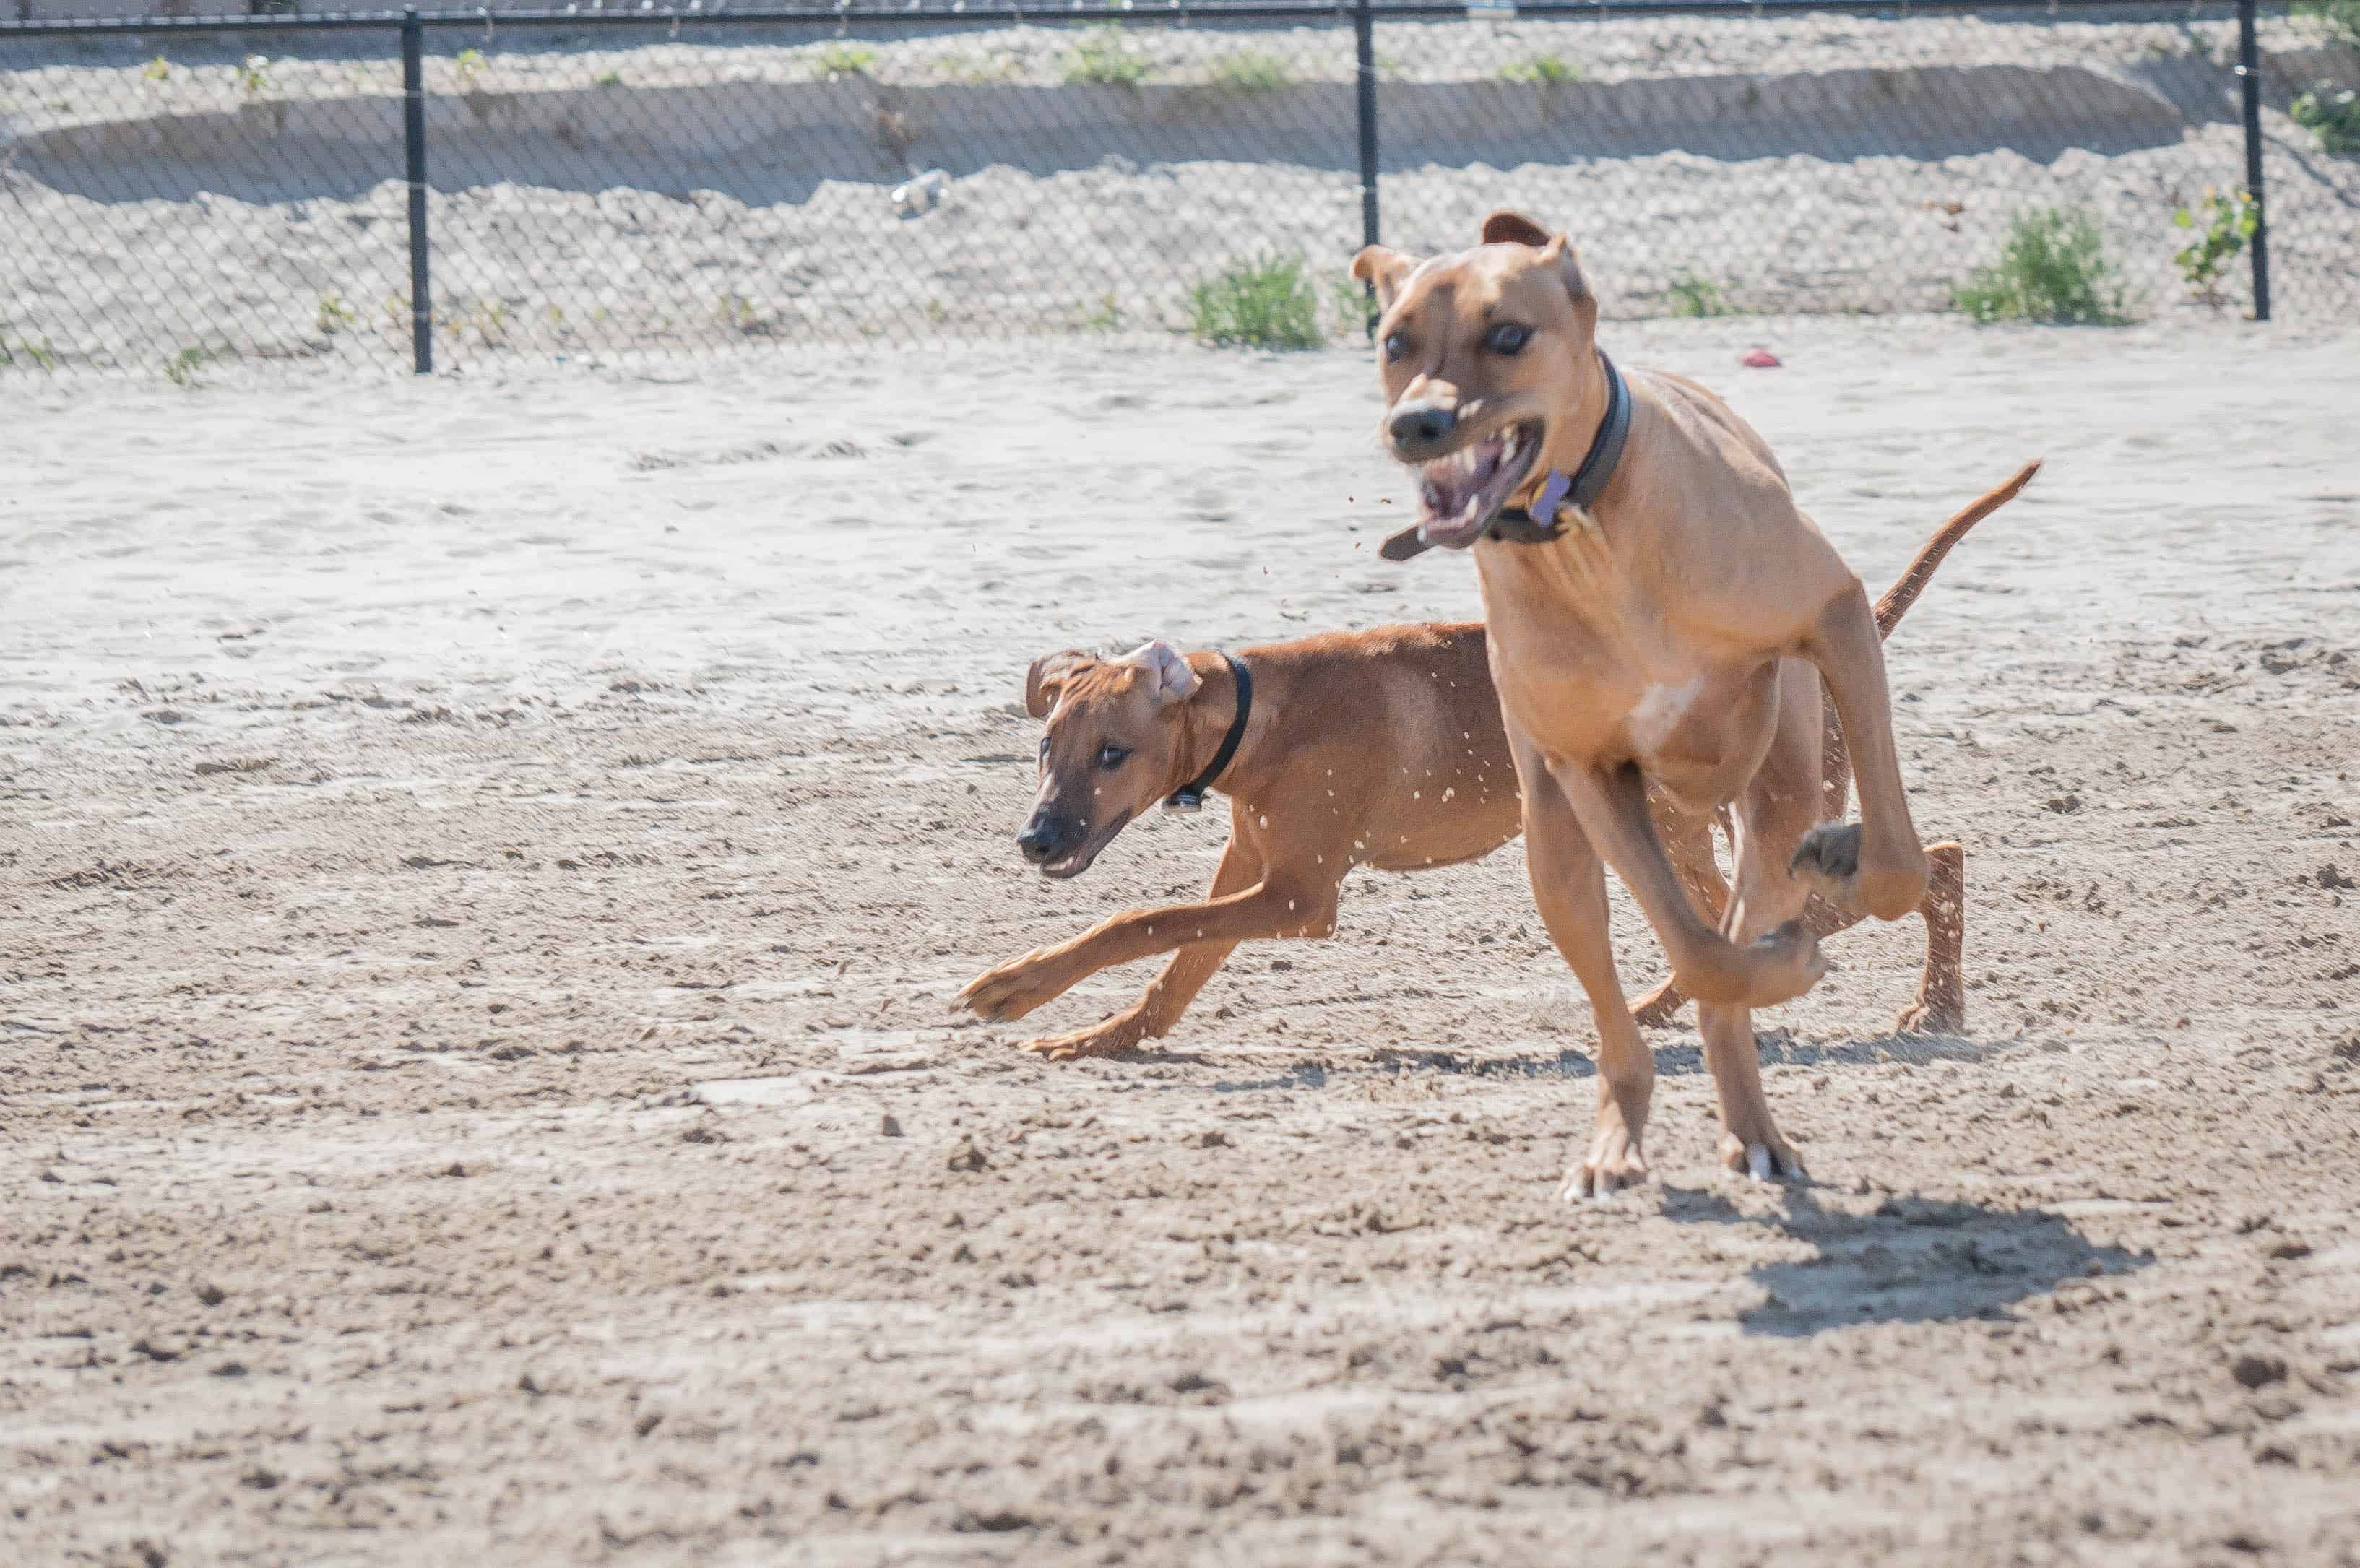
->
[1364,1025,1992,1081]
[1664,1185,2151,1338]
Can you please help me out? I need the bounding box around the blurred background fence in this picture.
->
[3,1,2356,374]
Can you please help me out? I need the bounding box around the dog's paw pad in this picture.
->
[1789,821,1862,884]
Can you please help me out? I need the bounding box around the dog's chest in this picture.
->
[1624,675,1706,754]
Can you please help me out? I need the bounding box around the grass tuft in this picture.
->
[1501,55,1583,85]
[1951,209,2135,326]
[1208,51,1292,94]
[1063,27,1150,87]
[2291,82,2360,153]
[1667,273,1730,317]
[1189,254,1325,350]
[813,43,878,79]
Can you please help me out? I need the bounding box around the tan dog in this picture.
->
[1349,208,2029,1197]
[956,463,2028,1067]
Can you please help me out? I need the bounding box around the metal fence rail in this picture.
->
[4,1,2356,375]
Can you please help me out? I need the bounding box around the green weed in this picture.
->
[717,294,772,334]
[1188,254,1324,350]
[1209,51,1292,94]
[315,295,358,336]
[2171,186,2258,306]
[0,337,59,370]
[236,54,269,98]
[454,48,487,92]
[472,300,511,344]
[1667,273,1730,317]
[1081,292,1122,332]
[163,347,207,386]
[1951,209,2135,326]
[142,54,170,84]
[813,43,878,80]
[2291,82,2360,153]
[1063,27,1149,87]
[1502,55,1583,85]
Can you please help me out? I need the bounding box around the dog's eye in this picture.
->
[1097,745,1130,771]
[1383,333,1409,363]
[1038,735,1050,758]
[1484,322,1532,356]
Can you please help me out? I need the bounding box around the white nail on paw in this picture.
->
[1747,1144,1772,1182]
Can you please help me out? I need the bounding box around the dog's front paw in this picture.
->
[1790,821,1927,922]
[1021,1012,1148,1062]
[957,950,1070,1023]
[1560,1106,1651,1204]
[1788,821,1862,906]
[1718,1128,1804,1184]
[1744,919,1828,1008]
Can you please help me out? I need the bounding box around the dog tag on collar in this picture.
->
[1164,790,1205,815]
[1529,469,1573,527]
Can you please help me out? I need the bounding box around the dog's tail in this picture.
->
[1873,459,2041,641]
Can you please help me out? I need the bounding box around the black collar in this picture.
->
[1164,653,1251,814]
[1380,350,1632,562]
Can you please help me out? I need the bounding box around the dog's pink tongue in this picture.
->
[1419,471,1466,530]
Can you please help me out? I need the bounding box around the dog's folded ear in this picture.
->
[1024,649,1093,719]
[1349,245,1417,315]
[1483,212,1592,306]
[1119,639,1202,706]
[1480,209,1552,248]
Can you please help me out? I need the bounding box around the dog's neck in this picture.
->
[1512,344,1616,519]
[1174,652,1253,802]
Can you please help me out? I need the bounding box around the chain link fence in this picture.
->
[4,3,2356,374]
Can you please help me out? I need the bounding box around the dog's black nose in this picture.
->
[1388,399,1456,455]
[1016,817,1072,865]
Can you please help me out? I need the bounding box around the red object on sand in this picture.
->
[1742,348,1781,368]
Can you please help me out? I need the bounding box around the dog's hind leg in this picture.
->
[1893,840,1966,1035]
[1512,733,1655,1201]
[1641,849,1968,1035]
[1697,758,1822,1182]
[1788,580,1929,922]
[1016,836,1264,1062]
[1629,803,1731,1029]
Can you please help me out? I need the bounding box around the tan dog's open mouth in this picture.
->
[1039,810,1132,880]
[1415,420,1542,549]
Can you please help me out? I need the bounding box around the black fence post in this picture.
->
[1352,0,1380,337]
[2236,0,2271,322]
[401,7,433,372]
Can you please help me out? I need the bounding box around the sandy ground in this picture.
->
[5,316,2360,1565]
[6,14,2358,367]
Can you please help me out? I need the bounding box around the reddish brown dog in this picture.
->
[958,462,2031,1076]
